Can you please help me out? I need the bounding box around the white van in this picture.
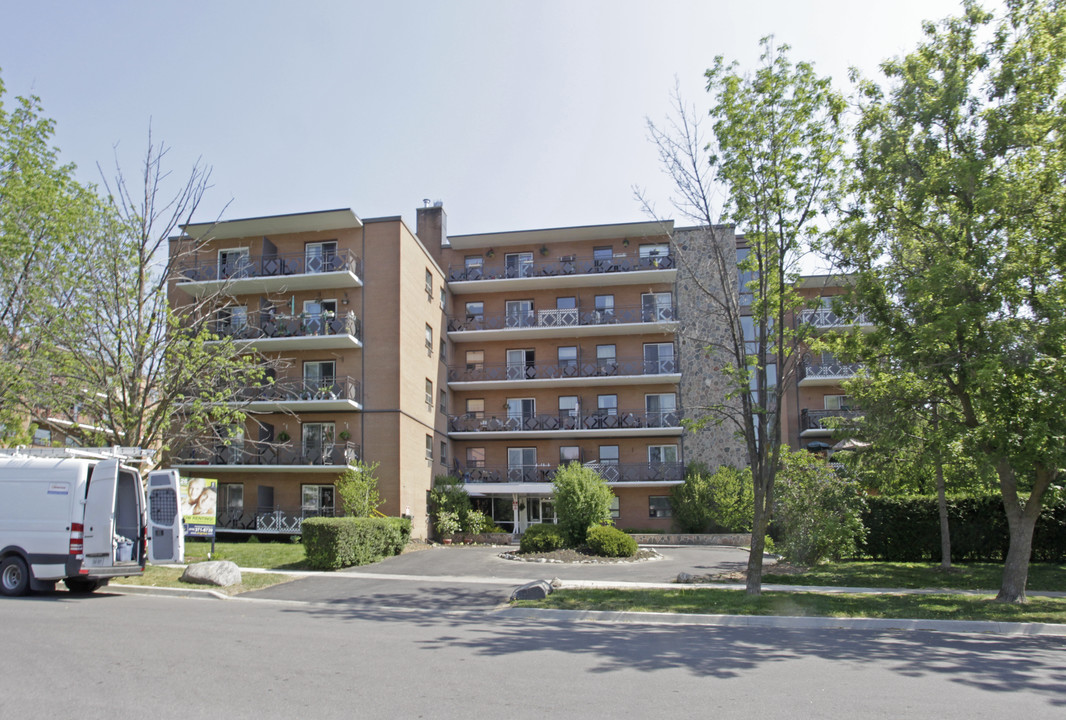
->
[0,455,182,596]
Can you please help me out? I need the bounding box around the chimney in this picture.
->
[416,200,448,249]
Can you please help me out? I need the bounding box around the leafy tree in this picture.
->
[832,0,1066,601]
[644,39,847,594]
[670,463,754,533]
[428,474,473,532]
[335,460,383,517]
[774,448,866,564]
[551,462,614,546]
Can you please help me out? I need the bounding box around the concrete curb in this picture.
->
[108,584,229,600]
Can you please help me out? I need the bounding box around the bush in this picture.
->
[335,460,383,517]
[552,463,615,546]
[434,510,461,537]
[861,494,1066,562]
[519,523,568,553]
[463,509,490,534]
[774,448,866,564]
[428,475,472,538]
[586,525,638,557]
[670,463,754,533]
[302,517,411,569]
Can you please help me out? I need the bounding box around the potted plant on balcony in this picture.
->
[276,430,290,443]
[339,430,351,442]
[539,245,549,256]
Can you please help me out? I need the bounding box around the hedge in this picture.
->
[519,523,568,553]
[302,516,412,570]
[861,495,1066,562]
[586,525,638,558]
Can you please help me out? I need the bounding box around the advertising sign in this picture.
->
[181,476,218,538]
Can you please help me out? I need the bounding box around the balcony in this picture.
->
[799,307,873,332]
[174,440,362,472]
[176,249,363,297]
[447,251,676,294]
[211,311,362,351]
[798,360,861,387]
[457,461,684,486]
[239,375,362,412]
[216,505,339,535]
[447,409,682,439]
[447,357,679,390]
[446,304,678,342]
[800,408,863,437]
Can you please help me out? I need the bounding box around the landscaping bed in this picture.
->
[502,547,662,564]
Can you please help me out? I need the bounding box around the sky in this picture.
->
[1,0,987,236]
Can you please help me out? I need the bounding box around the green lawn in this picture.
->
[516,587,1066,624]
[111,565,295,595]
[758,562,1066,592]
[182,539,309,570]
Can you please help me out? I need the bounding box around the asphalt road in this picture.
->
[4,592,1065,719]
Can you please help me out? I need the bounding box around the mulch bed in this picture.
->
[501,547,662,564]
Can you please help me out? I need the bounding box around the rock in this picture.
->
[549,577,563,588]
[181,560,242,587]
[509,579,553,601]
[676,571,694,584]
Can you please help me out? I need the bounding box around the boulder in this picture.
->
[181,560,242,587]
[676,571,694,584]
[509,579,553,601]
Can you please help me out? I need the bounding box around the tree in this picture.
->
[336,460,383,517]
[0,73,105,441]
[670,463,754,533]
[644,39,847,594]
[551,463,614,546]
[833,0,1066,601]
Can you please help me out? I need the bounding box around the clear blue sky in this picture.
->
[1,0,981,235]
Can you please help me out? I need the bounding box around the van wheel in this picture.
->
[63,578,103,594]
[1,556,31,597]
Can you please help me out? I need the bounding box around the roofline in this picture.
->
[447,219,674,250]
[178,208,363,240]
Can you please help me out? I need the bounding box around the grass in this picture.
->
[757,561,1066,592]
[111,565,295,595]
[515,587,1066,624]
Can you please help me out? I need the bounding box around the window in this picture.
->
[597,394,618,415]
[507,348,535,380]
[560,446,581,464]
[648,444,678,463]
[218,247,250,278]
[558,346,578,369]
[599,445,619,464]
[505,252,534,278]
[302,484,335,517]
[596,344,616,368]
[465,256,484,280]
[824,395,854,411]
[649,496,671,518]
[426,435,433,460]
[440,287,446,309]
[646,393,677,426]
[737,246,756,306]
[558,395,579,418]
[556,296,576,309]
[304,360,335,385]
[594,294,614,312]
[466,350,484,372]
[302,422,335,461]
[219,483,244,518]
[426,268,433,299]
[644,343,675,374]
[439,338,447,360]
[439,389,447,413]
[217,305,247,335]
[505,299,534,328]
[303,299,337,336]
[465,301,484,322]
[507,447,537,481]
[426,379,433,408]
[466,447,485,468]
[641,292,674,321]
[466,398,485,418]
[506,398,536,422]
[306,241,338,273]
[441,441,448,465]
[593,246,613,270]
[33,427,52,446]
[639,243,670,267]
[425,324,433,354]
[609,495,620,520]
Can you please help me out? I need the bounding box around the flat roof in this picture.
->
[180,208,363,240]
[447,219,673,250]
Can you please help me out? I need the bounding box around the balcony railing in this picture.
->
[448,408,681,433]
[456,461,684,484]
[240,375,362,404]
[177,440,361,467]
[213,311,362,342]
[801,408,863,432]
[800,361,861,381]
[178,249,363,283]
[447,304,677,333]
[447,357,677,383]
[448,251,674,282]
[799,307,870,329]
[216,504,339,534]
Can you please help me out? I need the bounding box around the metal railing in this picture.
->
[178,248,363,283]
[447,357,677,383]
[455,461,684,484]
[447,303,677,332]
[216,504,339,534]
[176,440,362,467]
[448,251,674,282]
[448,408,681,433]
[213,311,362,342]
[240,375,362,404]
[799,307,871,329]
[800,361,861,381]
[801,408,863,431]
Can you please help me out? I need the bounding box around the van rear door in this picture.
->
[82,459,118,566]
[146,470,184,563]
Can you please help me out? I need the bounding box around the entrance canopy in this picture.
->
[464,483,553,496]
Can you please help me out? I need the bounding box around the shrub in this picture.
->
[335,460,383,517]
[302,516,411,570]
[429,475,472,538]
[519,523,568,553]
[434,510,461,537]
[774,448,866,564]
[670,463,754,533]
[463,509,490,534]
[552,463,615,545]
[586,525,638,557]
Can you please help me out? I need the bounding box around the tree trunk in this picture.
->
[746,482,770,596]
[997,513,1036,603]
[932,406,951,569]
